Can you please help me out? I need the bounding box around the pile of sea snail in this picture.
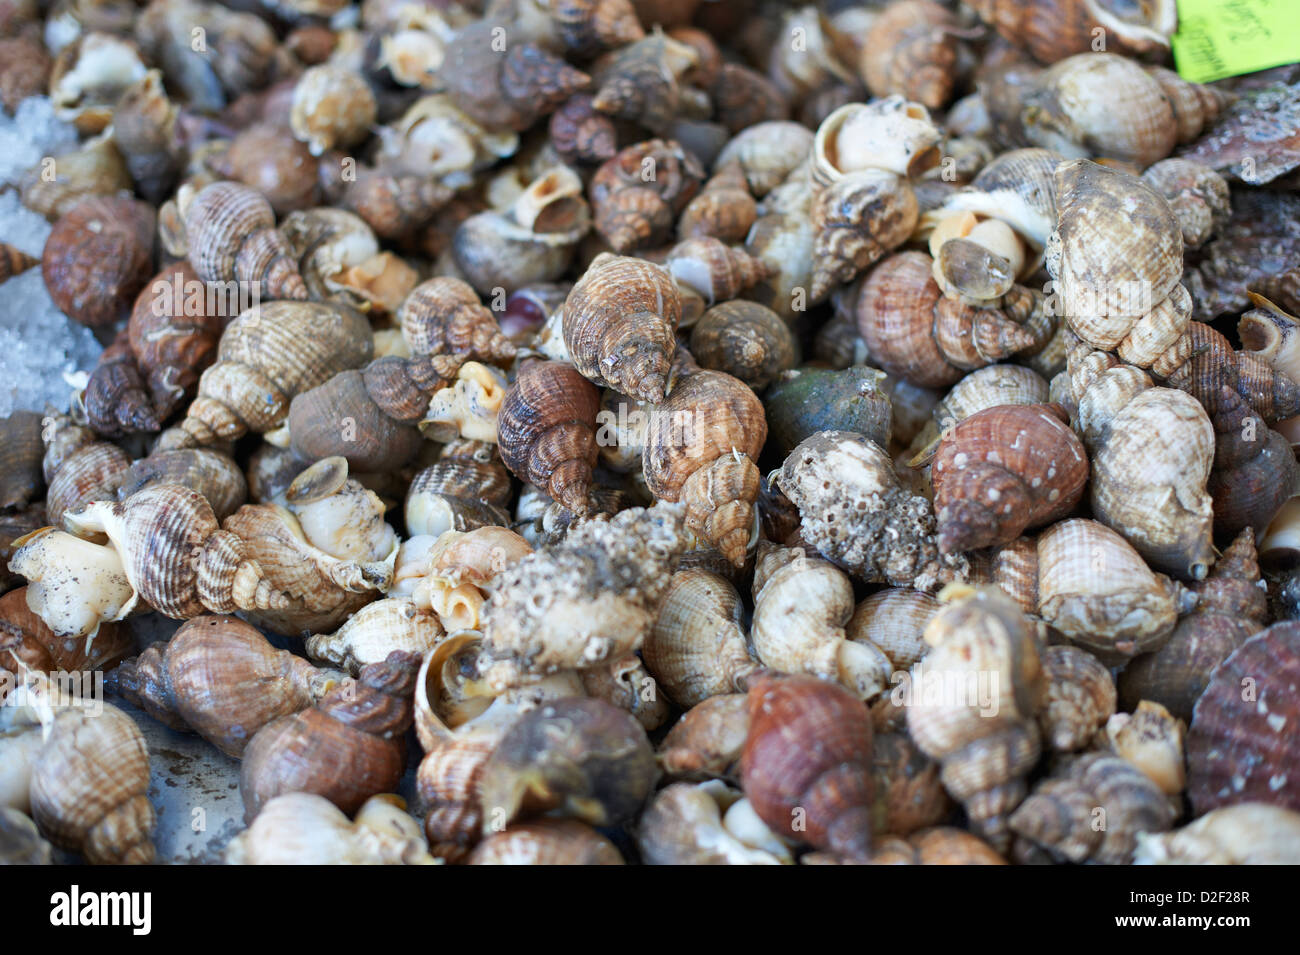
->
[2,0,1300,867]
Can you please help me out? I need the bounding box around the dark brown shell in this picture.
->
[1161,321,1300,423]
[0,33,50,114]
[440,24,590,131]
[689,301,798,392]
[83,328,158,436]
[742,672,874,862]
[1186,622,1300,815]
[677,161,756,244]
[240,650,420,820]
[1119,529,1266,722]
[589,139,704,253]
[42,196,155,328]
[477,697,658,829]
[549,93,619,165]
[870,727,951,836]
[931,403,1089,553]
[125,263,225,423]
[1206,386,1298,542]
[497,359,601,513]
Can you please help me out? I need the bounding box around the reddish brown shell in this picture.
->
[855,251,959,388]
[860,0,968,110]
[208,123,320,216]
[549,93,619,165]
[931,403,1088,553]
[497,359,601,513]
[127,263,225,423]
[1186,622,1300,815]
[83,329,157,435]
[741,672,874,862]
[42,196,155,328]
[0,586,130,676]
[240,651,420,820]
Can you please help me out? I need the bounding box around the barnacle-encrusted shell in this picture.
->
[1186,622,1300,815]
[479,504,689,690]
[776,431,967,590]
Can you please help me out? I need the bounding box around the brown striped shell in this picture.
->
[497,359,600,514]
[563,253,681,402]
[180,181,307,301]
[643,364,766,566]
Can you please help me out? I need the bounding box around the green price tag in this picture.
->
[1172,0,1300,83]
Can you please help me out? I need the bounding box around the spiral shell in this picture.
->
[440,22,590,132]
[589,138,704,253]
[870,827,1007,865]
[0,587,130,677]
[110,614,343,757]
[180,181,308,302]
[931,403,1088,554]
[966,0,1175,64]
[405,440,513,539]
[399,277,516,367]
[589,30,701,134]
[643,364,766,566]
[29,704,154,864]
[306,598,444,676]
[714,121,813,198]
[1009,752,1173,864]
[157,300,373,450]
[751,545,892,701]
[0,411,43,511]
[497,359,600,514]
[1118,529,1266,722]
[1037,645,1116,752]
[677,161,757,244]
[905,586,1046,852]
[42,196,155,328]
[643,569,758,708]
[241,651,421,820]
[859,0,969,110]
[563,253,681,402]
[1141,158,1230,251]
[742,672,874,862]
[1186,622,1300,815]
[224,460,397,635]
[688,301,798,392]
